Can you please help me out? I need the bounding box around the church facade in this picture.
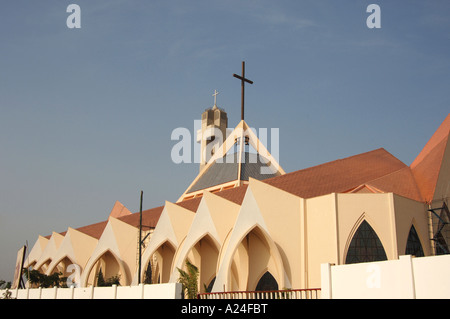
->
[14,103,450,293]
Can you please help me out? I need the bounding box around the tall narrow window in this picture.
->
[405,225,424,257]
[345,220,387,264]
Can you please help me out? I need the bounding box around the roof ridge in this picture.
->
[365,165,424,202]
[367,165,410,183]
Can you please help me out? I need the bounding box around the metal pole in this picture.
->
[138,190,143,284]
[241,61,245,121]
[18,245,27,289]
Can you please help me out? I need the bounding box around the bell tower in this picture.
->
[197,90,228,172]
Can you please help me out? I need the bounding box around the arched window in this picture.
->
[405,225,424,257]
[345,220,387,264]
[255,271,278,291]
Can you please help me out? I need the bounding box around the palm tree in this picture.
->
[177,260,199,299]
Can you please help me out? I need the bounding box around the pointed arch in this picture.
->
[83,249,127,287]
[190,234,220,291]
[35,258,52,273]
[47,256,76,277]
[405,224,425,257]
[226,225,285,291]
[345,220,387,264]
[146,240,176,284]
[171,233,221,288]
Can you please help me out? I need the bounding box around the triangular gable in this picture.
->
[178,120,285,201]
[46,227,99,275]
[164,201,196,245]
[34,232,65,271]
[109,201,132,219]
[80,217,136,286]
[212,179,288,292]
[169,191,241,282]
[24,235,49,268]
[346,184,382,194]
[133,202,195,284]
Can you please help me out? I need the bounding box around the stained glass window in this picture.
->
[345,220,387,264]
[405,225,424,257]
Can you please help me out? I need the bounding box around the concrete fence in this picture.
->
[1,283,182,299]
[4,255,450,300]
[321,254,450,299]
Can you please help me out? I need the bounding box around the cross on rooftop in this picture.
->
[233,61,253,121]
[213,89,219,106]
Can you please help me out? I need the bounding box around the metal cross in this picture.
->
[212,89,219,106]
[233,61,253,121]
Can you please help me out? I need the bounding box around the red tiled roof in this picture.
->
[47,185,248,240]
[75,220,108,240]
[214,184,248,205]
[176,197,202,212]
[117,206,164,229]
[262,148,415,200]
[411,114,450,202]
[48,206,163,240]
[176,184,248,212]
[366,166,423,202]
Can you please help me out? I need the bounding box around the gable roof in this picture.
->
[178,120,285,201]
[262,148,421,200]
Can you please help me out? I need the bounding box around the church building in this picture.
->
[13,63,450,294]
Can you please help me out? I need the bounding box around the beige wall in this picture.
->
[21,182,434,292]
[306,194,339,288]
[392,195,431,256]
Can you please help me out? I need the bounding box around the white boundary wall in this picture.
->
[321,255,450,299]
[2,283,182,299]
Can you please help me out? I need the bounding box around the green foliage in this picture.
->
[143,262,153,284]
[177,260,199,299]
[96,268,121,287]
[22,268,67,288]
[0,280,11,289]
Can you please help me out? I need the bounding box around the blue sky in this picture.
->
[0,1,449,282]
